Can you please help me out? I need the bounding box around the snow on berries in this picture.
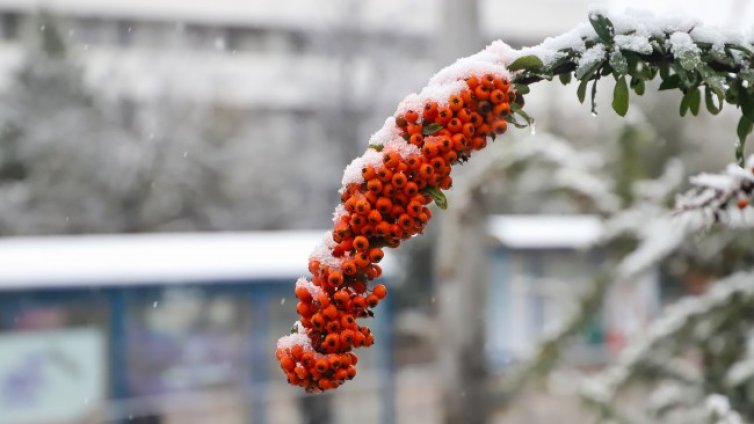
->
[275,41,517,392]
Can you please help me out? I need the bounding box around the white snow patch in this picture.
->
[396,80,468,114]
[689,173,736,192]
[368,117,401,146]
[726,357,754,387]
[511,24,593,66]
[669,31,700,56]
[615,34,653,54]
[690,27,730,52]
[340,149,384,190]
[674,155,754,229]
[332,204,347,223]
[577,44,606,71]
[309,231,341,270]
[705,394,743,424]
[397,40,511,115]
[429,58,509,87]
[384,137,421,159]
[295,277,324,299]
[276,321,314,352]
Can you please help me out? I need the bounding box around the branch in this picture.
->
[674,154,754,227]
[580,271,754,421]
[507,8,754,164]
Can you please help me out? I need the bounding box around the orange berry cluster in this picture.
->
[276,72,515,392]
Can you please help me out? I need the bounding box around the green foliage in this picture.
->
[508,55,544,72]
[510,11,754,165]
[421,186,448,210]
[422,122,444,135]
[612,76,629,116]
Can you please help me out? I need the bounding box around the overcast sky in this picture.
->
[483,0,753,43]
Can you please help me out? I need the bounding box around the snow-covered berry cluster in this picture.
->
[276,42,515,392]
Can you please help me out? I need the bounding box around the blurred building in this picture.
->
[0,0,595,152]
[486,215,660,368]
[0,232,396,424]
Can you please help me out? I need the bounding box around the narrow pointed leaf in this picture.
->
[612,76,629,116]
[577,78,589,103]
[736,116,753,166]
[680,93,690,117]
[576,60,602,80]
[421,186,448,210]
[422,123,444,136]
[739,87,754,122]
[503,114,529,129]
[688,87,701,116]
[705,87,721,115]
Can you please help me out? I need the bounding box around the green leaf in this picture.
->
[422,123,444,136]
[575,60,602,80]
[727,43,754,57]
[677,50,701,71]
[631,77,645,95]
[609,50,628,75]
[508,55,544,72]
[659,62,671,79]
[290,324,298,334]
[548,54,572,71]
[672,63,693,88]
[612,76,629,117]
[590,78,600,115]
[421,186,448,210]
[623,51,639,73]
[739,87,754,122]
[703,74,727,100]
[559,72,572,85]
[511,102,535,126]
[659,75,682,91]
[513,83,531,95]
[740,69,754,86]
[688,87,701,116]
[368,144,384,152]
[705,87,721,115]
[736,116,753,166]
[726,83,740,105]
[680,93,690,117]
[577,78,589,103]
[635,60,655,80]
[652,38,667,56]
[589,13,615,43]
[503,114,529,129]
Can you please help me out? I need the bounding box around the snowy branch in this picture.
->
[508,7,754,164]
[459,133,620,214]
[675,155,754,228]
[580,271,754,422]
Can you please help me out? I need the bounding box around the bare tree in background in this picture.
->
[0,13,339,235]
[433,1,491,423]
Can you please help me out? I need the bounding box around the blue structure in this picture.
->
[0,232,395,424]
[485,215,609,369]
